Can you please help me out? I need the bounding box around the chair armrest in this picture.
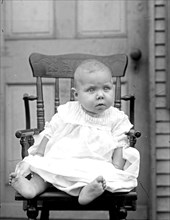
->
[15,128,41,159]
[121,94,141,147]
[126,129,141,148]
[15,128,41,138]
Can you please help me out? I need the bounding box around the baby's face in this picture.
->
[75,70,114,116]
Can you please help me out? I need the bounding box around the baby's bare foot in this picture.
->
[9,173,36,199]
[9,172,17,185]
[78,176,106,205]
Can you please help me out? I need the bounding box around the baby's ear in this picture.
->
[71,88,78,100]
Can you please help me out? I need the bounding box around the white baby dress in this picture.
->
[23,101,140,196]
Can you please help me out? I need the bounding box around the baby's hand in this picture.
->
[15,161,31,177]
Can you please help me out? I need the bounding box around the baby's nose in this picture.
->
[96,90,104,99]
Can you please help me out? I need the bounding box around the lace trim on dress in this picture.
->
[57,101,115,129]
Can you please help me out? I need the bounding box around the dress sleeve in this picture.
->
[111,110,133,148]
[43,113,64,139]
[27,113,64,155]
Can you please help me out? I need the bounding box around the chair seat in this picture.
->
[15,187,137,211]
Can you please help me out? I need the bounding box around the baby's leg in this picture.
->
[9,172,49,199]
[78,176,106,205]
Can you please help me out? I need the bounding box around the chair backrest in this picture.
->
[29,53,128,130]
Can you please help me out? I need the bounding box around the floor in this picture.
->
[0,218,104,220]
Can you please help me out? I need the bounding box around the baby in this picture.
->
[9,59,140,205]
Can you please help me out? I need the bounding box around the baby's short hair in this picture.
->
[74,59,111,88]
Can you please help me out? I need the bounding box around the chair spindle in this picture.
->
[55,78,60,113]
[114,77,121,110]
[36,77,45,131]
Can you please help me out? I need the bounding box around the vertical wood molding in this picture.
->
[0,0,6,204]
[149,1,170,219]
[148,1,157,219]
[166,0,170,109]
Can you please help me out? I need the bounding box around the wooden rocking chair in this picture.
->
[15,53,141,220]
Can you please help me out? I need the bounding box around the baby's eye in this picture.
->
[104,86,111,91]
[87,88,95,93]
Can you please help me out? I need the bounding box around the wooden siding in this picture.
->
[154,0,170,220]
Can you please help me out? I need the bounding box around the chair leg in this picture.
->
[119,207,127,220]
[40,208,50,220]
[26,200,39,220]
[26,206,39,220]
[109,209,119,220]
[109,207,127,220]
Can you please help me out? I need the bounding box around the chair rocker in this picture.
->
[15,53,141,220]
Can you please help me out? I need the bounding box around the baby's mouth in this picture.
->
[96,103,105,106]
[95,103,106,109]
